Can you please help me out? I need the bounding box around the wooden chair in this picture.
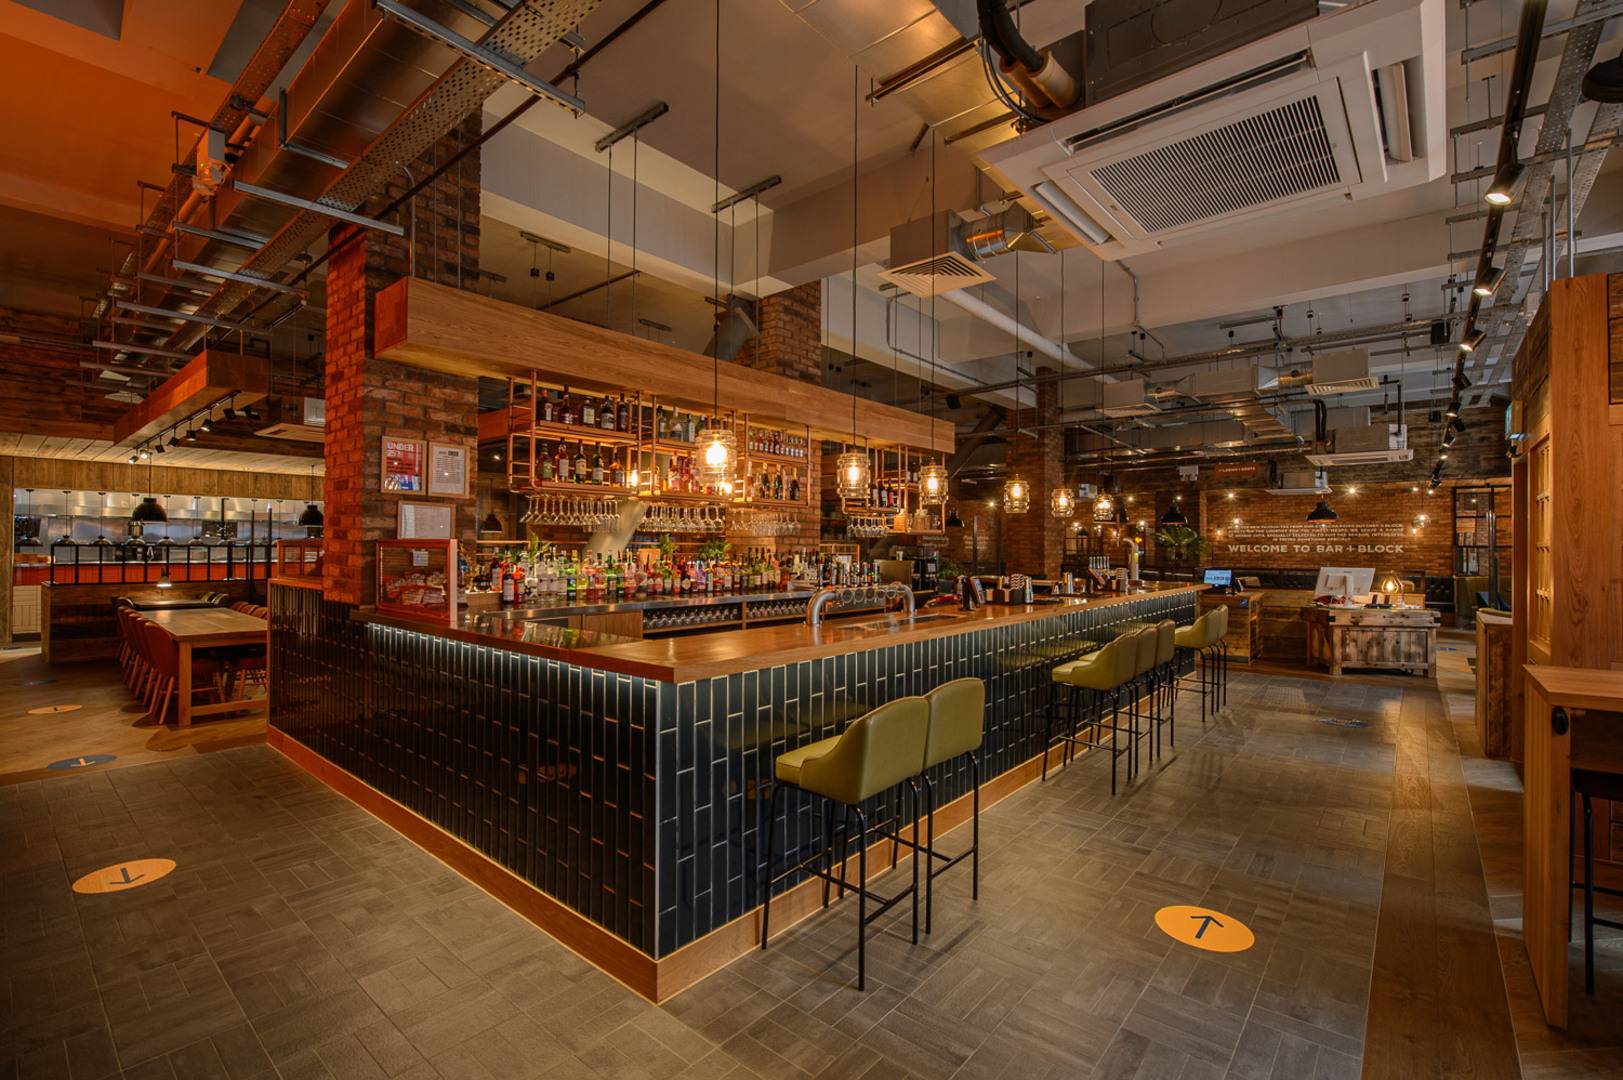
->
[140,621,226,726]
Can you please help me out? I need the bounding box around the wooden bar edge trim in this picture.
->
[266,727,661,1000]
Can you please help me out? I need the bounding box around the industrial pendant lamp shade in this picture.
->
[1048,486,1075,518]
[297,503,325,528]
[130,496,168,524]
[1159,503,1188,527]
[1003,475,1030,514]
[835,448,871,501]
[697,425,736,485]
[479,511,503,535]
[1306,497,1339,524]
[918,460,948,506]
[945,505,963,528]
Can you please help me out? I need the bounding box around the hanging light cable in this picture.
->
[697,0,735,486]
[1049,245,1073,519]
[918,129,947,508]
[835,65,871,502]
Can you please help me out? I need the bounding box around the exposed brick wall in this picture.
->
[736,283,821,383]
[323,115,483,604]
[1000,369,1065,577]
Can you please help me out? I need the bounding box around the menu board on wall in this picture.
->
[398,500,453,539]
[427,442,468,498]
[382,437,424,493]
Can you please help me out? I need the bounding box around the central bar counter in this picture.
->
[268,581,1200,999]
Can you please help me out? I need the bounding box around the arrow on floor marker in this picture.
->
[1190,914,1223,940]
[112,867,143,886]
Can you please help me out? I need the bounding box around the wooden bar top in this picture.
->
[354,584,1205,683]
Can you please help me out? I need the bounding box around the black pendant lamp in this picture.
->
[1159,502,1188,527]
[297,503,324,527]
[131,496,167,523]
[1306,497,1339,524]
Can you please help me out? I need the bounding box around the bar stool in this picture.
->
[1127,624,1161,774]
[761,696,930,990]
[1570,768,1623,993]
[918,677,984,934]
[1174,611,1225,724]
[1148,619,1177,759]
[1043,633,1137,794]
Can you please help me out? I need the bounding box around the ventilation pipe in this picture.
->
[1312,399,1328,446]
[976,0,1079,109]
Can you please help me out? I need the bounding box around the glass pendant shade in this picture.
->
[1003,476,1030,514]
[835,449,871,500]
[1092,492,1115,522]
[918,461,948,506]
[697,425,736,484]
[1049,486,1075,518]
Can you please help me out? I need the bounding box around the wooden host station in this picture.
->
[1302,605,1440,678]
[1196,590,1263,662]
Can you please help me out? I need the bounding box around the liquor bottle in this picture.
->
[554,441,570,481]
[574,443,589,483]
[656,408,670,441]
[540,390,555,424]
[591,450,604,485]
[540,443,555,482]
[560,391,577,426]
[788,473,800,501]
[581,394,596,427]
[600,393,616,430]
[501,567,515,604]
[616,396,630,432]
[610,453,625,487]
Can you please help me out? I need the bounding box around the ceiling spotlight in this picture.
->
[1439,449,1450,460]
[154,440,165,454]
[1453,366,1473,390]
[1484,161,1523,206]
[198,414,213,433]
[1473,265,1504,297]
[1441,430,1456,449]
[1447,416,1466,434]
[138,446,150,460]
[1445,400,1460,419]
[242,404,261,422]
[184,426,197,442]
[1458,328,1486,353]
[127,453,138,465]
[223,395,238,421]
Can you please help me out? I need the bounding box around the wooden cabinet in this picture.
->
[11,584,40,636]
[1303,606,1439,677]
[1197,591,1262,662]
[1475,611,1513,759]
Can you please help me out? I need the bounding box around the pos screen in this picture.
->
[1203,569,1233,588]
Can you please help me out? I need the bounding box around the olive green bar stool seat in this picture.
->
[761,696,930,990]
[1043,634,1137,794]
[1174,607,1228,723]
[1151,619,1178,758]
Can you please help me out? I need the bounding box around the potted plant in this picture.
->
[1154,523,1210,566]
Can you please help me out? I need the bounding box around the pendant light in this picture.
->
[917,130,948,508]
[298,503,324,528]
[1306,497,1339,524]
[697,0,735,487]
[1049,485,1075,518]
[834,64,871,503]
[1047,246,1075,519]
[92,491,113,546]
[1092,475,1116,522]
[1159,502,1188,527]
[1002,248,1028,514]
[130,445,168,524]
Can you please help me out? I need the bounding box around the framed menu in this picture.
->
[428,441,469,497]
[398,500,454,540]
[382,437,424,493]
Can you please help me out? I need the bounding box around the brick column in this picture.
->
[1001,367,1064,577]
[322,116,483,604]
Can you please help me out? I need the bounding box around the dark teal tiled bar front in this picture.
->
[267,584,1199,960]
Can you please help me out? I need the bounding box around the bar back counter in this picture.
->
[268,580,1199,999]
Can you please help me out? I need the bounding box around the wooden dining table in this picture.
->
[1521,664,1623,1027]
[146,607,268,727]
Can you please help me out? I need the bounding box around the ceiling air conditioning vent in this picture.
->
[1304,349,1380,396]
[878,210,997,297]
[1304,422,1413,465]
[1091,95,1340,235]
[1266,468,1330,494]
[1100,378,1162,418]
[984,0,1447,260]
[256,397,325,443]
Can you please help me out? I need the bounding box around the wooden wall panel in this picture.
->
[5,456,322,502]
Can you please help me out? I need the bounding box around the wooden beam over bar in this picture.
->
[375,278,955,452]
[110,351,270,448]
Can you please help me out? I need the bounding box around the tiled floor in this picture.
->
[4,662,1423,1080]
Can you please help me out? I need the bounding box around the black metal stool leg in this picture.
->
[1585,793,1596,993]
[907,778,921,945]
[761,782,784,949]
[822,798,835,908]
[853,804,869,991]
[923,772,936,934]
[970,751,981,901]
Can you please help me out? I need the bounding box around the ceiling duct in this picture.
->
[1303,348,1381,396]
[963,205,1055,259]
[1099,378,1161,418]
[164,0,601,346]
[985,0,1446,259]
